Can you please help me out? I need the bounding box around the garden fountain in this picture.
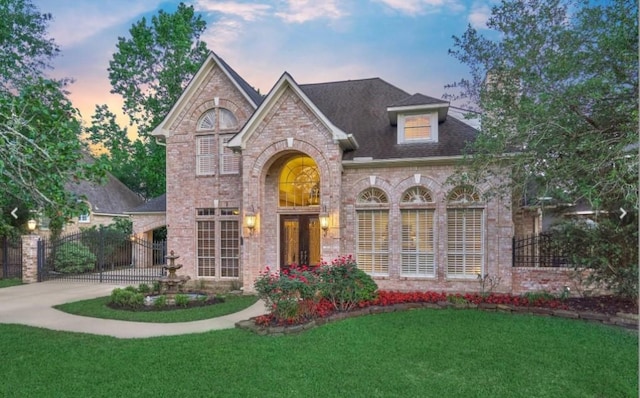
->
[158,250,190,301]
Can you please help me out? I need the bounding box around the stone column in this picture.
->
[21,234,40,284]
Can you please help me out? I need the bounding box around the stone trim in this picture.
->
[235,303,638,336]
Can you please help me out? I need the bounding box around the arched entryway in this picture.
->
[269,153,322,269]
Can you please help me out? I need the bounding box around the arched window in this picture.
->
[446,185,484,278]
[356,187,389,276]
[197,109,216,130]
[400,187,435,277]
[219,108,238,130]
[279,155,320,207]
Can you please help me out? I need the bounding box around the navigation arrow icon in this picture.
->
[10,207,18,219]
[619,207,627,220]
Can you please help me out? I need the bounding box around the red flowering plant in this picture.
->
[316,255,378,312]
[254,264,320,324]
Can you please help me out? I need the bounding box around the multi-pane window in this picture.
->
[196,208,239,278]
[220,135,240,174]
[78,213,90,223]
[219,108,238,130]
[197,220,216,277]
[356,187,389,276]
[400,186,435,277]
[446,186,484,278]
[196,135,216,175]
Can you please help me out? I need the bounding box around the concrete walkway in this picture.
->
[0,281,267,339]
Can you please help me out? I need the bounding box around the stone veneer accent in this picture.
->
[21,234,39,283]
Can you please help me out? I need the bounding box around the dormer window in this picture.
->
[397,113,438,144]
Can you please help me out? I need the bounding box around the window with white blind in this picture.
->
[220,135,240,174]
[196,135,216,175]
[398,113,438,143]
[446,182,484,279]
[356,187,389,276]
[401,209,435,277]
[197,209,240,278]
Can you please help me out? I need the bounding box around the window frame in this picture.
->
[219,134,240,175]
[196,208,240,279]
[445,186,484,279]
[196,135,216,176]
[397,112,438,144]
[355,187,390,276]
[400,186,436,278]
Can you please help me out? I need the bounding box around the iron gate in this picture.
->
[512,233,569,268]
[38,229,166,283]
[1,236,22,279]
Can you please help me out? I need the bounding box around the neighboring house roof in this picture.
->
[67,171,144,216]
[127,194,167,214]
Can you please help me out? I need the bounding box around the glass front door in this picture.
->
[280,215,321,269]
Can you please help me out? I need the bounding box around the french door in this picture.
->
[280,214,321,269]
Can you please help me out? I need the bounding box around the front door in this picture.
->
[280,214,321,269]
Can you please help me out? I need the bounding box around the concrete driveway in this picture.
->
[0,281,266,339]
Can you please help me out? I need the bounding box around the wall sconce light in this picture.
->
[27,219,37,233]
[245,206,256,235]
[319,206,329,236]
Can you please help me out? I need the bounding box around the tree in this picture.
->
[0,0,105,234]
[0,0,59,92]
[90,3,210,199]
[447,0,638,298]
[0,78,106,235]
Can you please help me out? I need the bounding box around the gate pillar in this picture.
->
[21,235,40,283]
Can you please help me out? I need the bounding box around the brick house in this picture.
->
[141,51,522,294]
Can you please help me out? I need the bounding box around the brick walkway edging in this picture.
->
[235,301,639,336]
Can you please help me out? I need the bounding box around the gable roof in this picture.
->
[151,51,262,139]
[67,172,144,216]
[226,72,358,151]
[298,78,478,161]
[127,194,166,214]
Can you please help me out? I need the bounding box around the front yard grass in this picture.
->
[54,294,259,323]
[0,309,636,397]
[0,278,21,288]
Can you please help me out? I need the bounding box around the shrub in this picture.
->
[254,265,319,323]
[174,294,190,307]
[109,288,144,308]
[53,242,96,274]
[254,256,378,324]
[316,255,378,312]
[137,283,151,294]
[153,295,167,308]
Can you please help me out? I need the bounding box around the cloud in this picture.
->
[275,0,347,23]
[374,0,464,15]
[193,1,271,21]
[468,3,492,29]
[33,0,161,48]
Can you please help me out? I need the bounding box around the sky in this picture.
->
[31,0,494,127]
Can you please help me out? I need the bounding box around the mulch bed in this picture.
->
[107,295,224,312]
[562,295,638,315]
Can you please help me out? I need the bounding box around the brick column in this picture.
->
[21,234,40,283]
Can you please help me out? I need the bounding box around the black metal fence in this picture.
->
[38,229,167,283]
[512,233,569,268]
[1,236,22,279]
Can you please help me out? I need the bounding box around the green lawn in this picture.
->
[0,309,636,397]
[54,294,259,323]
[0,278,22,288]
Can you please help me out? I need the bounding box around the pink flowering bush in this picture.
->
[254,256,379,325]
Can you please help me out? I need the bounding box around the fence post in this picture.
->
[21,235,40,283]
